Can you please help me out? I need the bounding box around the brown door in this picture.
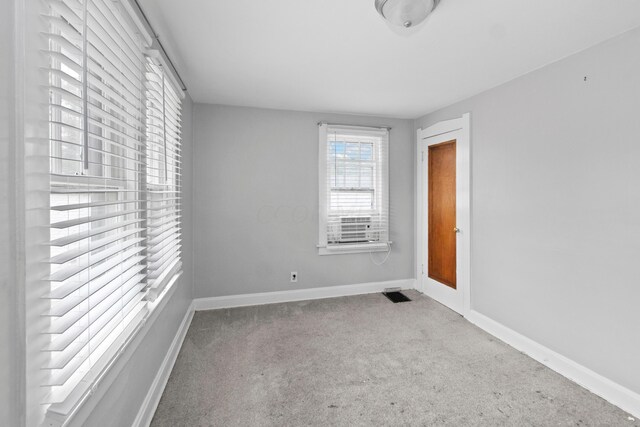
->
[428,140,456,289]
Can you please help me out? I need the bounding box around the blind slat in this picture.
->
[50,228,145,264]
[49,237,145,281]
[49,218,144,246]
[47,254,146,302]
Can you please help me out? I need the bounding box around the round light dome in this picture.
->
[375,0,438,28]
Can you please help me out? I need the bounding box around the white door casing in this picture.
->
[416,113,471,316]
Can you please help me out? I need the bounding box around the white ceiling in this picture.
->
[140,0,640,119]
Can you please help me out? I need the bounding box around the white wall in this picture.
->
[415,27,640,395]
[0,0,18,424]
[193,105,414,298]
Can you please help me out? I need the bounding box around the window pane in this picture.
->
[345,143,360,160]
[360,166,373,188]
[329,141,375,190]
[330,190,374,211]
[344,165,360,188]
[329,141,345,157]
[360,143,373,160]
[331,166,345,187]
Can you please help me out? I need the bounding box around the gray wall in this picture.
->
[77,94,195,427]
[193,105,414,298]
[0,0,18,424]
[415,27,640,395]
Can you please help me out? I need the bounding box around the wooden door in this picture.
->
[428,140,456,288]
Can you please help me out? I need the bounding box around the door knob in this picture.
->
[454,228,460,233]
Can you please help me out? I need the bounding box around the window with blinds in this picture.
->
[43,0,183,417]
[318,124,390,254]
[145,59,183,301]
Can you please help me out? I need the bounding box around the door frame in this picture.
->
[416,113,471,316]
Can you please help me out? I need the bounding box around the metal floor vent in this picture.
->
[382,291,411,303]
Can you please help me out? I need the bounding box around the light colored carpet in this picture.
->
[151,290,637,426]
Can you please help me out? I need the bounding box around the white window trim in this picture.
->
[318,123,391,255]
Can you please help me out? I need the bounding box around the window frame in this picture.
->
[37,0,185,424]
[318,123,391,255]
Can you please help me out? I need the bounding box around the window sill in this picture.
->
[318,242,391,256]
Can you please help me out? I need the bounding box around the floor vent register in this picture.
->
[382,290,411,303]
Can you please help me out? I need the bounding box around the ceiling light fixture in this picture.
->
[375,0,439,28]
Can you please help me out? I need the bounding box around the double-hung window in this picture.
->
[41,0,183,422]
[145,59,183,301]
[318,124,390,255]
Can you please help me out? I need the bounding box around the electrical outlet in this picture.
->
[290,271,298,283]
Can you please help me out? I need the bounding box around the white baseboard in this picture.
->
[133,301,195,427]
[466,310,640,419]
[193,279,416,311]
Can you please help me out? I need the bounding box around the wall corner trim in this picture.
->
[466,310,640,419]
[193,279,416,311]
[133,301,195,427]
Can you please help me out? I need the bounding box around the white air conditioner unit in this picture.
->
[332,216,379,244]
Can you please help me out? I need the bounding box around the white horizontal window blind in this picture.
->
[318,124,390,254]
[145,59,183,301]
[41,0,182,417]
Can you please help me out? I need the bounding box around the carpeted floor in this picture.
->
[151,290,637,426]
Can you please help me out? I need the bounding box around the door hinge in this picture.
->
[421,151,424,162]
[421,263,424,275]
